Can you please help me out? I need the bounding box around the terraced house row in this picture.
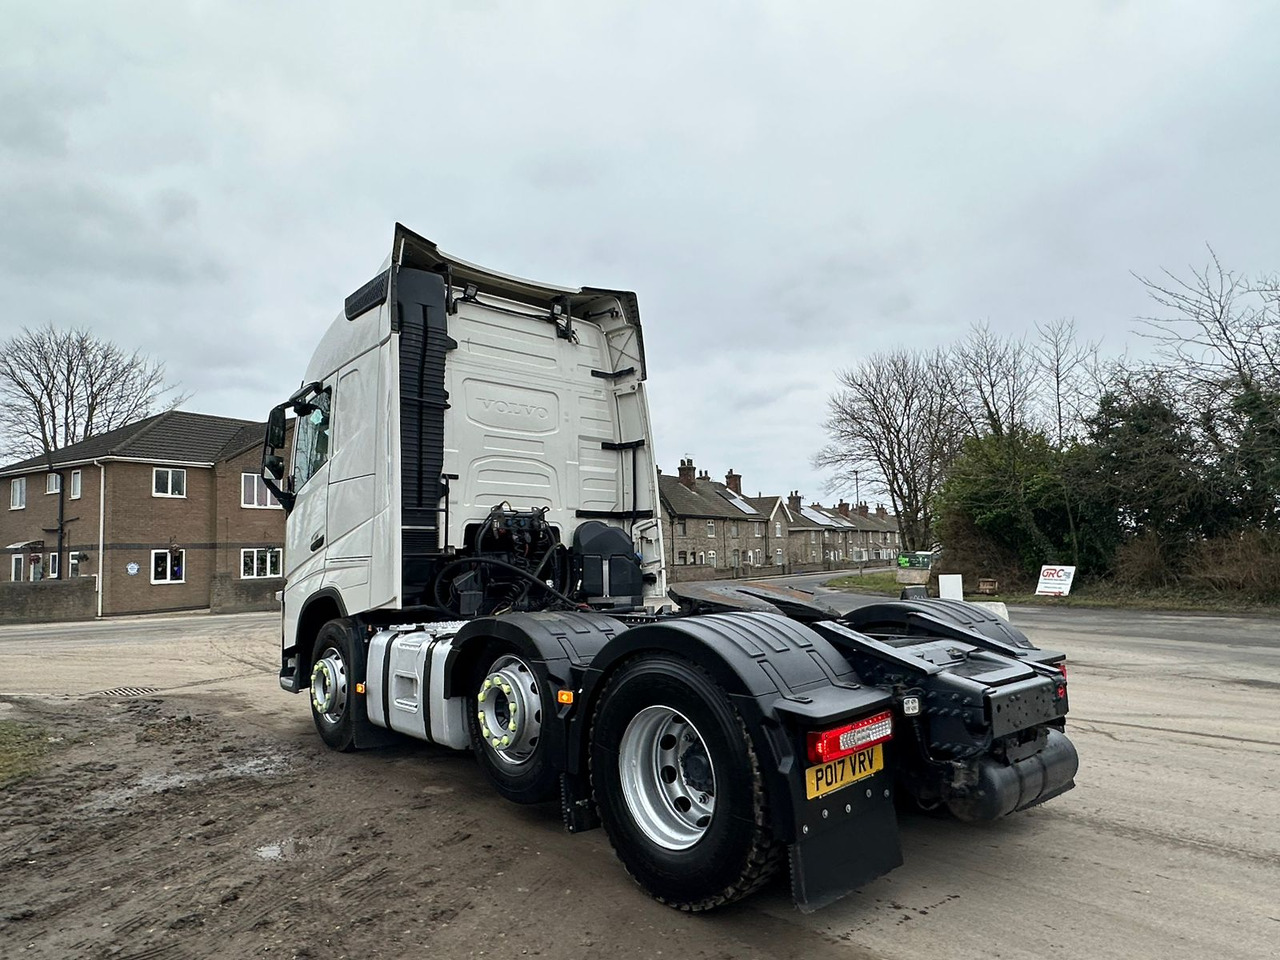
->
[658,458,900,581]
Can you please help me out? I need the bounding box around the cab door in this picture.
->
[283,388,333,621]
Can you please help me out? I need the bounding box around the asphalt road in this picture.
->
[2,584,1277,960]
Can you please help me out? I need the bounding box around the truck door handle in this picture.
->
[310,533,325,552]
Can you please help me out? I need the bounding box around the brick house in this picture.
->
[743,493,902,568]
[657,459,769,577]
[742,494,791,569]
[0,410,287,619]
[807,500,901,561]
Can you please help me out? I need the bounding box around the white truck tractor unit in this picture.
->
[262,224,1079,912]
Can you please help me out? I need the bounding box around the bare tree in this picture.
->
[0,325,187,461]
[1033,317,1101,449]
[814,348,964,550]
[1135,247,1280,391]
[950,322,1039,439]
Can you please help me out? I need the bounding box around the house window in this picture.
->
[677,551,686,564]
[241,548,282,579]
[29,555,43,581]
[810,531,816,543]
[46,473,61,494]
[151,549,186,584]
[241,473,281,509]
[69,553,81,578]
[730,522,739,537]
[775,548,783,565]
[823,530,829,540]
[675,520,686,537]
[48,552,59,579]
[754,523,762,538]
[70,470,82,499]
[697,551,705,565]
[775,521,781,538]
[709,550,716,566]
[153,468,187,498]
[706,520,715,537]
[10,555,22,581]
[810,550,816,561]
[733,549,740,566]
[10,477,25,510]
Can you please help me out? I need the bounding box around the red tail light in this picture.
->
[1057,661,1068,679]
[807,710,893,765]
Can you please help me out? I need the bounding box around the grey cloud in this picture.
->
[2,2,1280,499]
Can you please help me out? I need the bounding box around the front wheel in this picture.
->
[310,620,358,752]
[590,655,782,911]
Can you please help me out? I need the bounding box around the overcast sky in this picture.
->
[4,2,1279,501]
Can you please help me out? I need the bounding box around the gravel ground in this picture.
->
[0,597,1277,960]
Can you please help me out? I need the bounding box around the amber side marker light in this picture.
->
[557,689,575,705]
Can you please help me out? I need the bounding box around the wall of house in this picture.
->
[663,517,773,571]
[1,464,105,597]
[0,578,97,623]
[210,572,283,613]
[102,462,216,616]
[214,448,286,571]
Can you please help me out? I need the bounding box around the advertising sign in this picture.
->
[1035,565,1076,596]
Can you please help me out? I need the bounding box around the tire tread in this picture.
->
[589,656,784,912]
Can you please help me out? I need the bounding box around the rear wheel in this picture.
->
[310,620,358,752]
[590,655,782,911]
[467,644,559,804]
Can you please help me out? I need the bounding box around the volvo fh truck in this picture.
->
[262,224,1079,912]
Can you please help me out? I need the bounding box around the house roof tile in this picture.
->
[0,410,264,475]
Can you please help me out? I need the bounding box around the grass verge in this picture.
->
[0,719,50,786]
[970,585,1280,614]
[823,575,1280,614]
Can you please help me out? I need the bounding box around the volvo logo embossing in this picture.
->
[476,397,550,420]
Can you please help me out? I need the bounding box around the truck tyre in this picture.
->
[589,655,782,911]
[310,620,359,752]
[467,643,559,804]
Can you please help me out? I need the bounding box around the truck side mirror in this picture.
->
[264,455,285,481]
[266,406,287,450]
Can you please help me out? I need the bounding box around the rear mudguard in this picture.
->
[578,611,903,911]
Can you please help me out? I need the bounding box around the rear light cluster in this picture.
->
[807,710,893,765]
[1055,660,1068,699]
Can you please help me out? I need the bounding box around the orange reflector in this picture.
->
[355,682,366,695]
[557,689,574,705]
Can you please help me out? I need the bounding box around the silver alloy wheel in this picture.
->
[476,654,543,766]
[618,705,716,851]
[310,646,348,725]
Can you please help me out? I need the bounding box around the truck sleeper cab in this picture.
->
[264,225,1077,912]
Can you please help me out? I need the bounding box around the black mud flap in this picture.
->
[789,800,903,912]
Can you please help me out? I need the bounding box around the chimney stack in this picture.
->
[787,491,802,512]
[837,501,850,517]
[678,458,696,489]
[875,504,887,518]
[857,502,869,517]
[725,469,742,495]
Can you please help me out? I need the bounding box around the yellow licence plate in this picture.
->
[805,745,884,800]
